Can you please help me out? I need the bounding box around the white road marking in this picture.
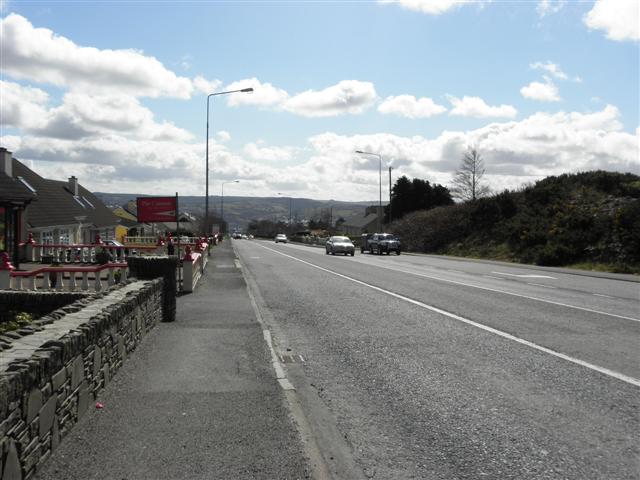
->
[254,243,640,387]
[447,269,464,273]
[370,261,639,323]
[483,275,502,280]
[593,293,613,298]
[492,271,557,279]
[242,264,296,392]
[527,283,557,289]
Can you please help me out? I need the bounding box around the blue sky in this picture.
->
[1,0,638,201]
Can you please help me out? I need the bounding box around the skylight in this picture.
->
[73,196,87,208]
[17,176,36,193]
[82,196,95,208]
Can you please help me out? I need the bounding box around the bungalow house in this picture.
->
[0,148,121,262]
[340,206,383,236]
[0,148,37,267]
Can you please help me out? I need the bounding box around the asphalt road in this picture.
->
[233,239,640,480]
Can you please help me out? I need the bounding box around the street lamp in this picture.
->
[355,150,383,233]
[205,87,253,235]
[221,180,239,234]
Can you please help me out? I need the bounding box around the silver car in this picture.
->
[326,236,355,256]
[275,234,288,243]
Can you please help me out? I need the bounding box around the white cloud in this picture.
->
[379,0,478,15]
[447,95,517,118]
[224,78,289,107]
[282,80,377,118]
[378,95,447,119]
[520,76,561,102]
[3,105,637,201]
[584,0,639,42]
[243,141,297,163]
[536,0,565,18]
[216,131,231,142]
[530,61,582,83]
[0,13,195,98]
[193,76,223,95]
[530,61,568,80]
[1,83,192,142]
[0,80,50,129]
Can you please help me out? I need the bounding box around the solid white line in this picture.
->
[492,271,557,279]
[593,293,613,298]
[372,262,639,323]
[254,244,640,388]
[527,282,557,289]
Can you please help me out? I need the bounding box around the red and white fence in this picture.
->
[1,260,128,292]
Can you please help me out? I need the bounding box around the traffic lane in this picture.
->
[248,240,640,383]
[274,240,639,315]
[235,241,639,480]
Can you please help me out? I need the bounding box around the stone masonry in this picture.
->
[0,279,166,480]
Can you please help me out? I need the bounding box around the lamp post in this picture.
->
[221,180,239,234]
[205,87,253,235]
[355,150,383,233]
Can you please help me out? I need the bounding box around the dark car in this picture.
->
[361,233,401,255]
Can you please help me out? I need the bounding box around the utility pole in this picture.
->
[388,166,393,222]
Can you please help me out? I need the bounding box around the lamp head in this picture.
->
[241,88,254,93]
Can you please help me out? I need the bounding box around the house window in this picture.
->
[41,231,54,244]
[59,229,70,245]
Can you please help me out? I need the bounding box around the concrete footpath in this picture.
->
[35,240,311,480]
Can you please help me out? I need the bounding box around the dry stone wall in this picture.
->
[0,279,166,480]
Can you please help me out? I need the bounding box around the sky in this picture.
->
[1,0,638,202]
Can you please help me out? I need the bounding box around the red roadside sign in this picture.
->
[137,196,177,222]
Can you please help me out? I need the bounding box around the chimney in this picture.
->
[69,176,79,196]
[1,147,12,177]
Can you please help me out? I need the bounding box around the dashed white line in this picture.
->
[593,293,614,298]
[483,275,502,280]
[253,243,640,388]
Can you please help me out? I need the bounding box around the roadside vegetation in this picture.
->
[390,171,640,274]
[0,312,35,335]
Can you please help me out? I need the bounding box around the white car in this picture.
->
[275,234,288,243]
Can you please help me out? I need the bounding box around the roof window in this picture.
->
[17,176,36,193]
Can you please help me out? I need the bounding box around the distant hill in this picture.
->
[94,192,373,230]
[390,171,640,273]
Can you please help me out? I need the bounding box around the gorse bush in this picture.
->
[391,171,639,272]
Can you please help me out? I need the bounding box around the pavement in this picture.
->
[35,239,312,480]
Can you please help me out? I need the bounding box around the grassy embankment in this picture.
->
[390,171,640,274]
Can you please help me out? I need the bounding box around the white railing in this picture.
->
[23,243,163,264]
[182,245,209,292]
[2,263,129,292]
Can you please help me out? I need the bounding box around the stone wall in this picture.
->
[0,279,165,480]
[0,292,89,323]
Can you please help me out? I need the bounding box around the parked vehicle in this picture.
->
[275,234,288,243]
[361,233,401,255]
[326,236,355,256]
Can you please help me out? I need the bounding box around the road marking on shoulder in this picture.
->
[255,244,640,388]
[493,271,557,279]
[527,282,557,289]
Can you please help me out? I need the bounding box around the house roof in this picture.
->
[0,172,37,204]
[342,212,379,229]
[12,159,120,229]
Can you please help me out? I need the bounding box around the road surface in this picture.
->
[234,239,639,479]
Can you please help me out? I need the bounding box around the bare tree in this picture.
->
[450,148,490,202]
